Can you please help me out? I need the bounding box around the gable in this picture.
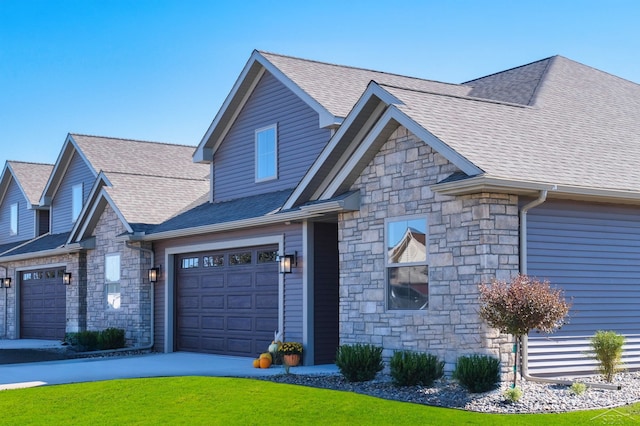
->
[213,71,332,202]
[0,175,35,242]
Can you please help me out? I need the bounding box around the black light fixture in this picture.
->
[148,267,159,283]
[277,252,297,274]
[63,272,72,285]
[2,277,10,288]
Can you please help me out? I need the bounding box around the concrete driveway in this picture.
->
[0,340,339,390]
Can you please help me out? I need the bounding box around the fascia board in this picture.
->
[70,188,133,244]
[67,172,111,243]
[0,247,74,263]
[283,82,399,210]
[0,164,13,207]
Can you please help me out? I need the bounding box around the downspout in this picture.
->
[518,190,621,390]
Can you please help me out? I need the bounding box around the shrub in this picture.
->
[590,330,625,382]
[503,386,523,403]
[389,350,444,387]
[452,354,501,393]
[68,330,100,351]
[335,344,383,382]
[570,382,587,396]
[98,328,126,350]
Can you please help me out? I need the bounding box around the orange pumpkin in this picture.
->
[252,358,261,368]
[259,357,272,368]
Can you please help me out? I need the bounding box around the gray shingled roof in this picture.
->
[6,161,53,205]
[146,189,293,235]
[0,232,69,257]
[260,51,472,118]
[382,56,640,192]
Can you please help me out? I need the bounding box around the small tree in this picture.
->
[478,274,571,387]
[590,330,625,382]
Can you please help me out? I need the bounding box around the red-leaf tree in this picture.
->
[478,275,571,387]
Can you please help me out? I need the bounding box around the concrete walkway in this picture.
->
[0,340,339,391]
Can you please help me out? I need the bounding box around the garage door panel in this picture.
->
[227,273,253,287]
[201,295,224,309]
[227,338,252,354]
[202,337,225,352]
[178,315,200,329]
[255,272,278,287]
[227,294,252,309]
[202,275,224,288]
[227,317,253,331]
[178,295,200,309]
[255,317,278,332]
[201,316,224,330]
[255,293,278,309]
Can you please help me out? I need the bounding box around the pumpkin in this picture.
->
[252,358,260,368]
[259,357,272,368]
[259,352,272,361]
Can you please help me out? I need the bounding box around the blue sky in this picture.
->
[1,0,639,167]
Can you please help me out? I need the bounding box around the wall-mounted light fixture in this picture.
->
[276,252,297,274]
[148,267,159,284]
[63,272,72,285]
[2,278,10,288]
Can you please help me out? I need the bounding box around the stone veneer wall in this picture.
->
[86,204,152,347]
[0,253,81,339]
[338,127,520,375]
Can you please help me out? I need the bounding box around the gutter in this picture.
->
[518,190,621,390]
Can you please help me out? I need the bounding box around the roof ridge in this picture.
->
[7,160,54,167]
[70,133,197,149]
[462,55,558,84]
[102,170,209,182]
[378,83,530,109]
[258,50,463,89]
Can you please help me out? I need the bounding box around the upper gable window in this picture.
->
[72,183,83,222]
[9,203,18,235]
[255,124,278,182]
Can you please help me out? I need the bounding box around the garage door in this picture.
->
[176,245,279,357]
[20,267,67,339]
[526,201,640,376]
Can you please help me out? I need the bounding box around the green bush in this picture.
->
[69,330,100,351]
[389,350,444,387]
[590,330,625,382]
[452,354,501,393]
[570,382,587,396]
[335,344,384,382]
[98,328,126,350]
[503,386,523,403]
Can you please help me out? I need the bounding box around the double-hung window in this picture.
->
[386,216,429,310]
[105,254,121,310]
[255,124,277,182]
[9,203,18,235]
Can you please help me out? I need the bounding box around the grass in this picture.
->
[0,377,638,425]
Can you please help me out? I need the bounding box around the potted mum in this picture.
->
[279,342,303,367]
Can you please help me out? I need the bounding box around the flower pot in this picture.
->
[283,354,301,367]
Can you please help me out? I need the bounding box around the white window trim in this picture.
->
[105,253,121,310]
[72,183,83,222]
[384,215,429,312]
[9,202,18,236]
[254,123,278,183]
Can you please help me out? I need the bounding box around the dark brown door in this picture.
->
[20,268,66,339]
[176,246,278,357]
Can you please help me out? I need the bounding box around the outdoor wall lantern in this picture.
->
[63,272,72,285]
[2,277,10,288]
[148,267,159,284]
[277,252,297,274]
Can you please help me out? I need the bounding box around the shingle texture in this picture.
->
[7,161,54,205]
[2,232,70,257]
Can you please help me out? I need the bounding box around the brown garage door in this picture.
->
[20,268,66,339]
[176,245,279,357]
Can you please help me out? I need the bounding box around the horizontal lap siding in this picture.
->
[51,152,95,234]
[214,72,331,201]
[0,177,34,241]
[526,201,640,375]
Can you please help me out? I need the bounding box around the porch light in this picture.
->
[63,272,72,285]
[2,277,10,288]
[277,252,297,274]
[148,267,159,284]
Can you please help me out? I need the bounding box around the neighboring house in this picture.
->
[0,134,209,344]
[2,51,638,379]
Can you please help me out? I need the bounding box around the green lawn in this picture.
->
[0,377,638,425]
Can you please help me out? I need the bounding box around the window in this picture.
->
[105,254,121,309]
[181,257,199,269]
[203,255,224,268]
[255,124,277,182]
[72,183,83,221]
[386,217,428,310]
[229,251,251,265]
[9,203,18,235]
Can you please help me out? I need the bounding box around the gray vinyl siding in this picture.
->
[153,223,304,354]
[526,200,640,375]
[0,177,35,242]
[213,72,331,202]
[51,152,95,234]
